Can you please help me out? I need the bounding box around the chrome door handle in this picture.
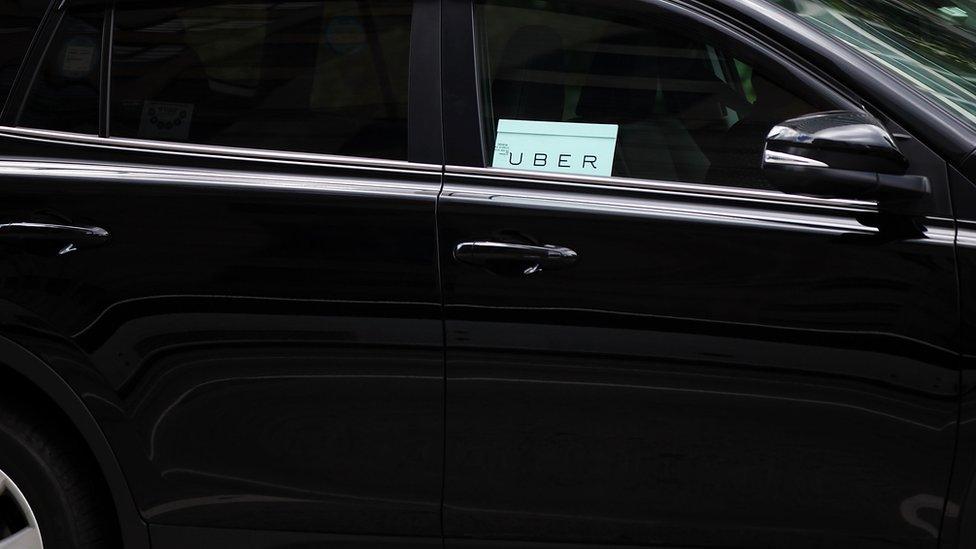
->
[454,241,578,274]
[0,222,110,239]
[0,222,110,255]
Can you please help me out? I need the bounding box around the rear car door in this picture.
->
[0,0,444,545]
[439,0,959,547]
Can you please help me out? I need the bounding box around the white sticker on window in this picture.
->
[62,39,96,79]
[138,101,194,141]
[492,119,619,177]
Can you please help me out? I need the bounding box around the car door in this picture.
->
[0,0,444,546]
[439,0,959,548]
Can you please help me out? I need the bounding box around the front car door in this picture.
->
[0,0,444,546]
[439,0,960,547]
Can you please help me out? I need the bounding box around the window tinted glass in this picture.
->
[766,0,976,130]
[111,1,412,159]
[20,9,103,134]
[477,0,832,188]
[0,0,48,113]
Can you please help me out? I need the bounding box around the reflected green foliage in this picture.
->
[735,59,757,103]
[767,0,976,125]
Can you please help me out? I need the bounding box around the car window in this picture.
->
[0,0,48,115]
[19,8,103,134]
[476,0,833,188]
[110,0,412,160]
[766,0,976,130]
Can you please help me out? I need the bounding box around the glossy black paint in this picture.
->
[151,525,441,548]
[440,1,961,547]
[765,111,908,173]
[0,131,445,543]
[937,166,975,549]
[0,0,974,547]
[438,172,958,549]
[763,111,933,201]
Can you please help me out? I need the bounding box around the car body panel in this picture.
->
[439,0,962,547]
[1,0,976,547]
[0,128,445,537]
[438,167,958,548]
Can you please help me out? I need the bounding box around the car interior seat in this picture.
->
[491,24,568,124]
[575,29,709,182]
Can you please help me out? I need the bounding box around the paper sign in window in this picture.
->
[62,42,96,79]
[492,119,619,177]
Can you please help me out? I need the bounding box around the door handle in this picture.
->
[454,241,578,275]
[0,222,110,255]
[0,222,109,239]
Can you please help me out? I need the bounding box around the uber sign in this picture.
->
[492,119,619,178]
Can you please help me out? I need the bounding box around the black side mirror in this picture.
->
[762,111,930,200]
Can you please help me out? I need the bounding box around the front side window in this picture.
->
[111,0,412,159]
[477,0,832,188]
[0,0,48,113]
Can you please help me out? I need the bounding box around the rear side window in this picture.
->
[476,0,833,189]
[19,9,104,134]
[0,0,48,113]
[111,0,412,159]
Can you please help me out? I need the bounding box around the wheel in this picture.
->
[0,392,118,548]
[0,467,41,548]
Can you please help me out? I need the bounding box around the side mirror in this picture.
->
[762,111,930,200]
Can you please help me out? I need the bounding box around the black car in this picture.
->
[0,0,976,547]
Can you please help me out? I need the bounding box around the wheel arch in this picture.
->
[0,334,150,549]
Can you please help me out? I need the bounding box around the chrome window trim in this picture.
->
[0,160,441,196]
[447,165,878,211]
[0,126,881,211]
[0,125,442,175]
[957,220,976,249]
[763,149,829,168]
[444,182,878,235]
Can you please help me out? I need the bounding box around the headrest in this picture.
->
[492,25,566,122]
[576,29,725,123]
[575,30,659,123]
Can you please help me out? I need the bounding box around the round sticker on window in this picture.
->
[325,16,366,54]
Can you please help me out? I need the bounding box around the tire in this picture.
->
[0,391,118,548]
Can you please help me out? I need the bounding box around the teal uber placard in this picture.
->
[492,119,619,177]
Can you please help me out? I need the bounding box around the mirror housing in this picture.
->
[762,111,929,201]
